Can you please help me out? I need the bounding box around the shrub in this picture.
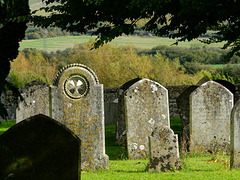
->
[9,49,58,88]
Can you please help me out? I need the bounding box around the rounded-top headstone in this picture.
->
[54,63,99,99]
[190,81,233,153]
[124,78,170,159]
[52,63,109,171]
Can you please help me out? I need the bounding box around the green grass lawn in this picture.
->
[0,121,15,135]
[20,36,224,52]
[1,119,240,179]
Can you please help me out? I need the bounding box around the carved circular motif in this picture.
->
[64,75,88,99]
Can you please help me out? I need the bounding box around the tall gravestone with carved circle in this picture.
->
[124,78,170,159]
[53,63,109,171]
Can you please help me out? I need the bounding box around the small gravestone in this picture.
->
[124,78,170,159]
[230,100,240,169]
[53,63,109,170]
[0,114,81,180]
[16,81,51,122]
[176,85,198,151]
[190,81,233,153]
[148,125,182,172]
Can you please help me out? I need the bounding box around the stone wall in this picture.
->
[0,90,18,121]
[165,85,191,118]
[1,85,193,123]
[3,83,240,124]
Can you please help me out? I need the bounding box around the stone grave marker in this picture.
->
[116,78,141,146]
[124,78,170,159]
[190,81,233,153]
[0,114,81,180]
[176,85,198,151]
[16,81,51,123]
[230,100,240,169]
[148,125,182,172]
[53,63,109,170]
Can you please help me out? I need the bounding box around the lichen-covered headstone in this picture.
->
[125,78,170,159]
[190,81,233,153]
[230,100,240,169]
[16,81,51,123]
[53,63,109,170]
[0,114,81,180]
[148,125,182,172]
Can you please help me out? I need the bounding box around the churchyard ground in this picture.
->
[1,119,240,179]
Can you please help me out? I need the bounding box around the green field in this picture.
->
[1,119,240,179]
[19,36,224,52]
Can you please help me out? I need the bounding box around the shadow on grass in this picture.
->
[105,125,128,160]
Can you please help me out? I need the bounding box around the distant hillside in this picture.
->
[29,0,45,9]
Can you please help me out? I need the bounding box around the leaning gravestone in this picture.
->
[116,78,141,146]
[230,100,240,169]
[148,125,182,172]
[176,85,198,151]
[190,81,233,153]
[124,78,170,159]
[0,114,81,180]
[53,63,109,170]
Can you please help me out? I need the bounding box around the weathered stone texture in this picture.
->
[116,78,141,146]
[125,78,170,159]
[176,85,198,151]
[190,81,233,153]
[166,85,191,118]
[148,125,182,172]
[0,114,81,180]
[230,100,240,169]
[16,81,51,123]
[53,63,109,170]
[104,87,119,126]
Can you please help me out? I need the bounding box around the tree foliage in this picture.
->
[32,0,240,58]
[0,0,30,118]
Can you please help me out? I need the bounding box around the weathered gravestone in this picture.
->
[124,78,170,159]
[190,81,233,153]
[176,85,198,152]
[116,78,141,146]
[16,81,51,122]
[148,125,182,172]
[53,63,109,170]
[0,114,81,180]
[230,100,240,169]
[16,81,63,123]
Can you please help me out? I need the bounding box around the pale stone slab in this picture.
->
[190,81,233,153]
[116,78,141,146]
[53,63,109,170]
[125,78,170,159]
[230,100,240,169]
[148,125,182,172]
